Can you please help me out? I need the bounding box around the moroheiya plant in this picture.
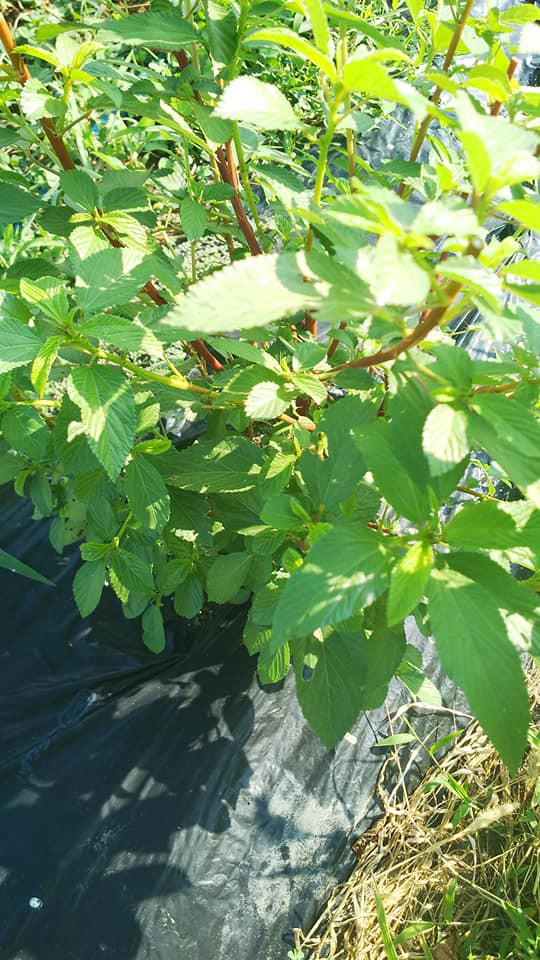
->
[0,0,538,772]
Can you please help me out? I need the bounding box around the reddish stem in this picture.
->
[0,13,76,170]
[225,139,241,192]
[303,313,317,337]
[215,147,262,256]
[1,15,222,373]
[327,321,347,360]
[397,0,476,195]
[490,58,518,116]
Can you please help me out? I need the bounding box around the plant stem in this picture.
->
[323,280,464,376]
[473,377,539,394]
[71,340,212,396]
[215,146,262,256]
[1,12,218,378]
[0,14,76,171]
[397,0,475,192]
[232,126,262,228]
[323,239,482,375]
[304,121,336,337]
[232,122,263,232]
[490,57,518,117]
[455,485,496,500]
[7,398,61,408]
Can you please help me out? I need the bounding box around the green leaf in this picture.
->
[28,473,53,518]
[0,547,54,586]
[373,884,399,960]
[215,77,300,131]
[0,449,22,485]
[300,0,331,53]
[99,10,199,50]
[245,380,290,420]
[455,94,539,196]
[207,551,251,603]
[427,566,529,773]
[297,451,369,514]
[181,197,209,242]
[396,648,442,707]
[497,199,540,233]
[67,365,136,481]
[273,524,389,641]
[436,257,502,312]
[469,395,540,508]
[20,276,70,324]
[162,253,321,334]
[0,316,41,373]
[0,128,19,149]
[124,455,170,531]
[205,0,238,65]
[174,575,203,618]
[111,548,154,596]
[74,249,160,315]
[0,185,41,229]
[387,541,433,626]
[142,605,166,653]
[444,500,525,549]
[73,559,106,617]
[422,404,470,477]
[290,373,327,405]
[247,28,337,80]
[31,336,64,398]
[324,3,407,50]
[80,315,162,356]
[208,337,282,373]
[81,541,111,562]
[102,187,149,213]
[449,552,538,623]
[371,234,430,306]
[260,494,306,530]
[258,640,290,684]
[294,631,368,748]
[39,205,75,237]
[343,51,408,98]
[60,170,98,213]
[13,43,59,66]
[202,182,235,202]
[374,733,416,747]
[353,422,431,523]
[2,407,50,461]
[168,436,263,494]
[157,558,191,595]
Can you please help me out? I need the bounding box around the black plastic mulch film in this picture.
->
[1,19,538,960]
[0,490,460,960]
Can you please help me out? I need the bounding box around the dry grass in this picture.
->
[294,669,540,960]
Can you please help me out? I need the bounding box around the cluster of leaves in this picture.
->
[0,0,539,771]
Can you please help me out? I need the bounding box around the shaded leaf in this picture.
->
[68,365,136,481]
[427,566,529,772]
[73,559,106,616]
[124,455,170,531]
[273,524,389,641]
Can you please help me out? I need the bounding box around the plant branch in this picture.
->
[397,0,475,192]
[231,121,263,232]
[473,377,539,395]
[490,57,518,117]
[0,13,76,171]
[322,280,463,376]
[215,146,262,256]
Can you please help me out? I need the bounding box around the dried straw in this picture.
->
[295,668,540,959]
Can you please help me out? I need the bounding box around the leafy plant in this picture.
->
[0,0,539,772]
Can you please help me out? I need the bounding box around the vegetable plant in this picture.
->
[0,0,539,773]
